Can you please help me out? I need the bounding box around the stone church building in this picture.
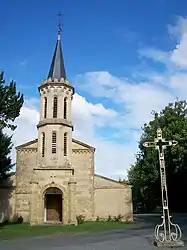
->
[0,26,133,225]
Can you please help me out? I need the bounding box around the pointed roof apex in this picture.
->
[47,22,66,80]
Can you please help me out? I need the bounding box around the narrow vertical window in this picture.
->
[44,97,47,118]
[64,97,67,119]
[42,132,45,157]
[53,96,58,118]
[64,132,67,156]
[52,132,57,154]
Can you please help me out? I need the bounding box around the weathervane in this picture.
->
[143,128,184,247]
[56,12,64,40]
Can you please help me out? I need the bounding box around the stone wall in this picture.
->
[72,140,94,220]
[94,175,133,221]
[0,174,16,222]
[15,142,37,222]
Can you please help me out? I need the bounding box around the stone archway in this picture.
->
[44,187,63,223]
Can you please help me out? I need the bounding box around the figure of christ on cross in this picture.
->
[143,128,183,245]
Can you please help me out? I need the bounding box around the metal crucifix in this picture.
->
[143,128,183,246]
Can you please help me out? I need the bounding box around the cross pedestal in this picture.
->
[143,128,184,248]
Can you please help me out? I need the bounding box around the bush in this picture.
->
[11,214,23,224]
[76,214,85,225]
[2,218,9,225]
[96,216,100,222]
[107,215,112,222]
[114,214,123,222]
[125,215,133,222]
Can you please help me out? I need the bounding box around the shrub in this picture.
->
[114,214,123,222]
[96,216,100,222]
[2,218,9,225]
[11,214,23,224]
[107,215,112,222]
[76,214,85,225]
[126,215,133,222]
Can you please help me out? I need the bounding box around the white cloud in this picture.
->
[171,33,187,68]
[138,48,170,64]
[140,16,187,70]
[167,16,187,40]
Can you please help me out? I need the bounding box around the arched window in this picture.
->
[44,97,47,118]
[52,132,57,154]
[42,132,45,157]
[53,97,58,118]
[64,132,67,156]
[64,97,67,119]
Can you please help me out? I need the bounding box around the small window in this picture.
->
[53,97,58,118]
[64,97,67,119]
[44,97,47,118]
[52,132,57,154]
[64,132,67,156]
[42,132,45,157]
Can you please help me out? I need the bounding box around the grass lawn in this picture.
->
[0,221,133,240]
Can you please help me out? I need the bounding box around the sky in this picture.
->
[1,0,187,180]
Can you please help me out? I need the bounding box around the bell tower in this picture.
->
[37,23,74,168]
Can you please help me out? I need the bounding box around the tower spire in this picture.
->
[47,13,66,80]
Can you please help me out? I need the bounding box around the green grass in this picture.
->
[0,221,133,240]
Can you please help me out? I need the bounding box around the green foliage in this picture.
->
[0,130,13,180]
[119,178,130,185]
[96,216,100,222]
[0,71,24,130]
[107,215,112,222]
[113,214,123,222]
[128,100,187,213]
[76,214,85,225]
[0,71,24,180]
[2,214,23,225]
[11,214,24,224]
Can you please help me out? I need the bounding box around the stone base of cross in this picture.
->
[143,128,184,248]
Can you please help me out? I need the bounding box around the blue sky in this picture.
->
[1,0,184,87]
[2,0,187,179]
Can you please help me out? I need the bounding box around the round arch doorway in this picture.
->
[44,187,63,223]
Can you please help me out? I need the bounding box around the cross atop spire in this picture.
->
[57,12,63,41]
[47,13,66,80]
[57,21,62,41]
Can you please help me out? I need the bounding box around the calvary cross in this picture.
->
[142,127,183,245]
[143,128,178,152]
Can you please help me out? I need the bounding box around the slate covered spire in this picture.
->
[48,23,66,80]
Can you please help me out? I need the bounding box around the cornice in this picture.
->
[72,149,94,154]
[37,118,73,130]
[38,78,74,94]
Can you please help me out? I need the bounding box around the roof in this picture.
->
[94,174,132,187]
[16,138,95,151]
[47,27,66,80]
[72,138,95,151]
[15,139,38,149]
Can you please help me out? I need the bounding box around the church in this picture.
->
[0,25,133,225]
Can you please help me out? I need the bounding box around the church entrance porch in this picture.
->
[44,187,63,223]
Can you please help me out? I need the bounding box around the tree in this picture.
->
[128,100,187,213]
[0,131,13,180]
[0,71,24,180]
[0,71,24,130]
